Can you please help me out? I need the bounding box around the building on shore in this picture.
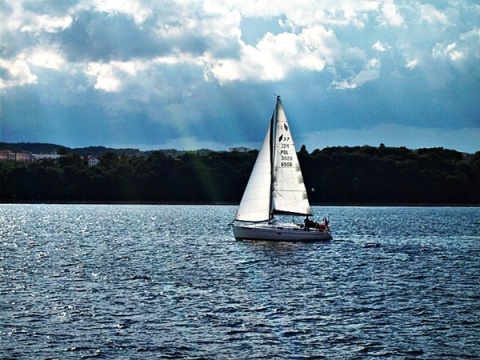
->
[0,150,32,162]
[229,147,251,153]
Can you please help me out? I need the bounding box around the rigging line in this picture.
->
[273,189,284,198]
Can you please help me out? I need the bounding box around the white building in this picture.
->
[87,155,100,166]
[32,154,62,161]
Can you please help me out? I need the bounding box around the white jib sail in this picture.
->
[235,122,272,222]
[272,99,312,216]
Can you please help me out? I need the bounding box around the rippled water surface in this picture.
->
[1,205,479,359]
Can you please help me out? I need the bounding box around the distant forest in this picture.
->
[0,143,479,204]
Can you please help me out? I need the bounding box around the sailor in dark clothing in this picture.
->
[304,216,315,230]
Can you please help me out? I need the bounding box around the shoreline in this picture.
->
[1,200,478,207]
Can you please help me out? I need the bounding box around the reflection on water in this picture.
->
[1,205,479,358]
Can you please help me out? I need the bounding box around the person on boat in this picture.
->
[324,217,329,229]
[304,216,315,230]
[304,216,309,230]
[320,217,330,231]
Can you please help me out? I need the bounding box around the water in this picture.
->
[1,205,479,359]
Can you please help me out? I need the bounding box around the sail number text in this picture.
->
[281,153,293,167]
[279,144,293,166]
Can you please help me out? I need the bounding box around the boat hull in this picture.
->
[232,223,332,242]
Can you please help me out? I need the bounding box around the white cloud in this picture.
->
[433,42,464,62]
[201,1,242,38]
[372,41,387,52]
[29,49,66,70]
[405,59,419,69]
[85,59,155,92]
[459,27,480,59]
[2,1,72,34]
[379,0,404,26]
[300,25,339,68]
[86,62,122,92]
[91,0,152,24]
[0,56,37,89]
[330,57,381,90]
[419,4,449,25]
[203,24,341,83]
[20,14,73,34]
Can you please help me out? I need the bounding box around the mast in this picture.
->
[268,95,279,221]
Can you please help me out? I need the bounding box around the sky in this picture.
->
[0,0,479,153]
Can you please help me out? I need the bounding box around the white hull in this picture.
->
[232,222,332,242]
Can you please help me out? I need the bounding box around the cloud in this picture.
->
[433,42,464,62]
[419,4,449,25]
[20,14,73,34]
[372,41,387,52]
[91,0,152,24]
[405,59,419,69]
[330,58,380,90]
[3,1,73,35]
[0,0,479,154]
[0,56,38,89]
[3,0,477,88]
[204,25,341,83]
[86,62,122,92]
[375,0,404,27]
[29,48,66,69]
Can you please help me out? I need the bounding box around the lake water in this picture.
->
[1,204,479,359]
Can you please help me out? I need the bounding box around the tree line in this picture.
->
[0,145,479,204]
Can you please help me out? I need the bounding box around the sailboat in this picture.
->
[232,96,332,241]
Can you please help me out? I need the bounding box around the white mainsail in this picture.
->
[272,98,312,216]
[235,96,312,222]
